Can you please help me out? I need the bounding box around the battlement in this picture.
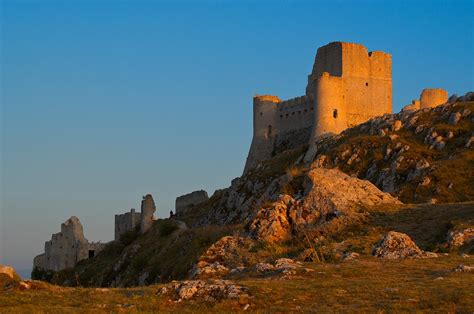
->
[253,95,281,103]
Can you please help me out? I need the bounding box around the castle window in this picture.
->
[286,114,289,117]
[333,109,338,119]
[304,109,307,113]
[280,115,283,119]
[365,82,369,86]
[260,112,263,116]
[89,250,95,258]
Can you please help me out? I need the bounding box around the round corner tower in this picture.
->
[313,72,347,136]
[243,95,281,172]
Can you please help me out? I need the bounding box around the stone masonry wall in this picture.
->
[176,190,209,215]
[140,194,156,234]
[33,216,106,272]
[115,208,141,241]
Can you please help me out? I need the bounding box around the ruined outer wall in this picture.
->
[175,190,209,215]
[420,88,448,108]
[33,217,89,272]
[115,208,141,241]
[140,194,156,234]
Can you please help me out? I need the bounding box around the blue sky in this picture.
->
[1,0,473,272]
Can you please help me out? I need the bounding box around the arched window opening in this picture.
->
[333,109,338,119]
[365,82,369,86]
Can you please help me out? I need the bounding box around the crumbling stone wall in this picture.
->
[403,88,448,111]
[114,208,141,241]
[175,190,209,215]
[32,216,105,272]
[140,194,156,234]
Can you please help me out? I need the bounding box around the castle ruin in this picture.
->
[175,190,209,216]
[403,88,448,111]
[244,42,393,172]
[114,208,141,241]
[115,194,157,240]
[33,216,105,272]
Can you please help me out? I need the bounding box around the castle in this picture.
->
[32,41,452,274]
[244,42,393,172]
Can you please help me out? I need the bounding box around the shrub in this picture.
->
[158,221,179,237]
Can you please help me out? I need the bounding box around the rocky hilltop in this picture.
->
[28,98,473,293]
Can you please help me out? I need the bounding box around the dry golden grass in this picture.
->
[2,255,473,313]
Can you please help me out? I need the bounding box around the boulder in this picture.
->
[250,168,401,244]
[372,231,437,259]
[448,112,462,125]
[447,228,474,248]
[454,264,474,273]
[0,265,20,280]
[192,236,255,278]
[163,279,248,301]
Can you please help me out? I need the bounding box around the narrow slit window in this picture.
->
[333,109,338,119]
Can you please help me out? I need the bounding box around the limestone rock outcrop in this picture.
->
[158,279,249,302]
[192,236,256,279]
[372,231,437,259]
[250,168,400,243]
[447,228,474,248]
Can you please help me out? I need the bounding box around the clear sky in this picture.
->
[1,0,473,272]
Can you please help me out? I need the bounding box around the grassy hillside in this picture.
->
[304,101,474,204]
[4,254,474,312]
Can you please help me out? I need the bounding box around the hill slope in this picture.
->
[33,101,473,294]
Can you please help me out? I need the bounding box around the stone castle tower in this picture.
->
[244,42,393,172]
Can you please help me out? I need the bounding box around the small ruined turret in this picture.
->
[140,194,156,234]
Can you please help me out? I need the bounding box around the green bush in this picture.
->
[158,221,179,237]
